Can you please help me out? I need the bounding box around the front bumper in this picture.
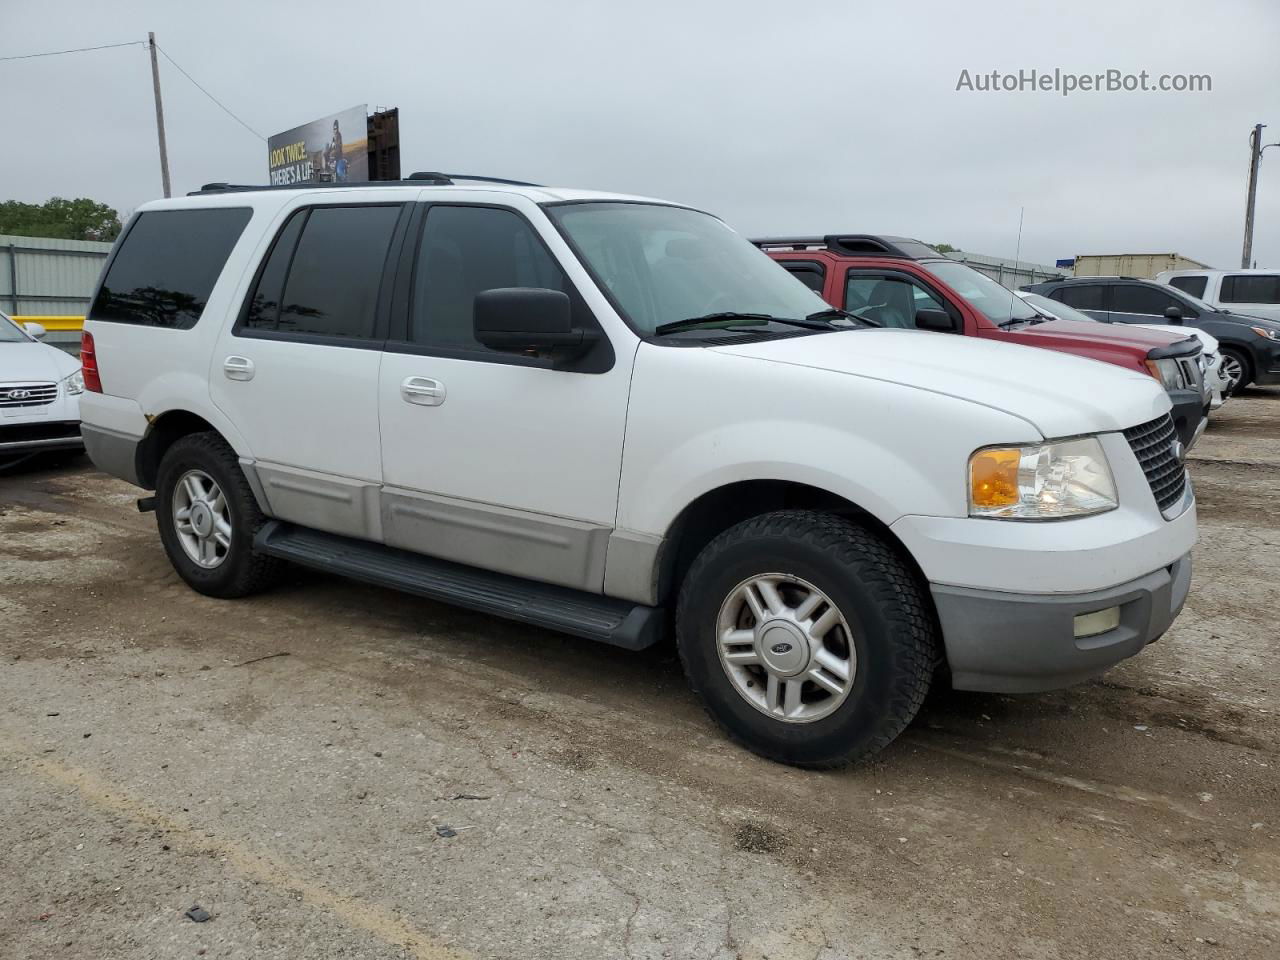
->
[934,552,1192,693]
[0,420,84,455]
[1250,338,1280,385]
[1165,386,1207,450]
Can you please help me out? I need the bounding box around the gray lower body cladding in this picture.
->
[80,424,135,479]
[933,553,1192,693]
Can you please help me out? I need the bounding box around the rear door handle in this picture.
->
[401,376,446,406]
[223,356,255,381]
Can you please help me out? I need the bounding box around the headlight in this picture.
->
[1251,325,1280,342]
[1144,357,1185,390]
[969,437,1118,520]
[62,369,85,396]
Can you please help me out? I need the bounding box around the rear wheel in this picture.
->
[676,510,937,768]
[155,432,282,598]
[1220,347,1252,390]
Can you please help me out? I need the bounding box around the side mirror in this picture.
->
[474,287,594,359]
[1164,306,1184,325]
[23,321,47,340]
[915,308,954,332]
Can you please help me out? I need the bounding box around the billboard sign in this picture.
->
[267,105,368,185]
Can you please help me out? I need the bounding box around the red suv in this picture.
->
[758,235,1209,449]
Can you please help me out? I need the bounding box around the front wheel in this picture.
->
[155,432,282,598]
[1219,347,1252,391]
[676,511,938,768]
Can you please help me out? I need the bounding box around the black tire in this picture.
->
[676,510,938,768]
[1221,346,1253,390]
[155,432,282,598]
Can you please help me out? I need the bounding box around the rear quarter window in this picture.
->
[89,208,252,329]
[1220,274,1280,304]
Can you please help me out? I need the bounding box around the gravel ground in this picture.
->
[1,391,1278,960]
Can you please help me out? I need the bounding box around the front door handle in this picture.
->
[223,356,255,381]
[401,376,446,406]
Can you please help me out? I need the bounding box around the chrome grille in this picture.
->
[0,382,57,408]
[1123,414,1187,514]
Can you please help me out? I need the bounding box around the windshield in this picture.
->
[921,260,1040,324]
[547,202,829,335]
[0,311,30,343]
[1019,291,1098,324]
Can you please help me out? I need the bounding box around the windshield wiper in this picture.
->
[996,315,1048,329]
[653,311,858,337]
[804,307,876,327]
[653,313,774,335]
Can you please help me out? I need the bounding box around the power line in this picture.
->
[0,40,144,62]
[156,44,265,141]
[0,37,264,142]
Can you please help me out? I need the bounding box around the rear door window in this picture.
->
[1054,284,1106,311]
[89,208,252,329]
[1167,275,1208,298]
[243,211,306,330]
[1221,274,1280,304]
[240,204,402,340]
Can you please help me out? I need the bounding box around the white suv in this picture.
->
[79,176,1196,767]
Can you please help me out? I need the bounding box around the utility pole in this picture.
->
[148,32,172,198]
[1242,124,1264,269]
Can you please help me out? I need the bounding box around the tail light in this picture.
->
[81,331,103,393]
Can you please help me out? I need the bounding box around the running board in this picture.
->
[253,521,663,650]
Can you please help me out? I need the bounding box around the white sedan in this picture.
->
[0,312,85,466]
[1016,291,1235,409]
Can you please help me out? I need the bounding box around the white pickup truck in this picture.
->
[78,176,1195,767]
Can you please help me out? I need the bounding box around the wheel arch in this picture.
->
[1217,342,1255,386]
[135,409,247,490]
[654,479,932,609]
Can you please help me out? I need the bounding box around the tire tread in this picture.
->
[158,432,282,598]
[676,510,937,768]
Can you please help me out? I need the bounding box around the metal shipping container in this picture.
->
[1071,253,1211,280]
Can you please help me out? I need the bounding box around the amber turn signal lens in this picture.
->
[969,448,1020,508]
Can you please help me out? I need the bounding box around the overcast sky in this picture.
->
[4,0,1278,267]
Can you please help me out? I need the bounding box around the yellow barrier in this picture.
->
[11,315,85,332]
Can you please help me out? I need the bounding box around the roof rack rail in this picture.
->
[192,180,413,195]
[190,173,542,196]
[413,172,542,187]
[751,235,942,260]
[1056,275,1142,281]
[751,236,828,250]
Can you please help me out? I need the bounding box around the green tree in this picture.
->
[0,197,122,241]
[932,242,957,254]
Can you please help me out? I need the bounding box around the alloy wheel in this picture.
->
[1220,354,1244,388]
[716,573,856,723]
[173,469,232,569]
